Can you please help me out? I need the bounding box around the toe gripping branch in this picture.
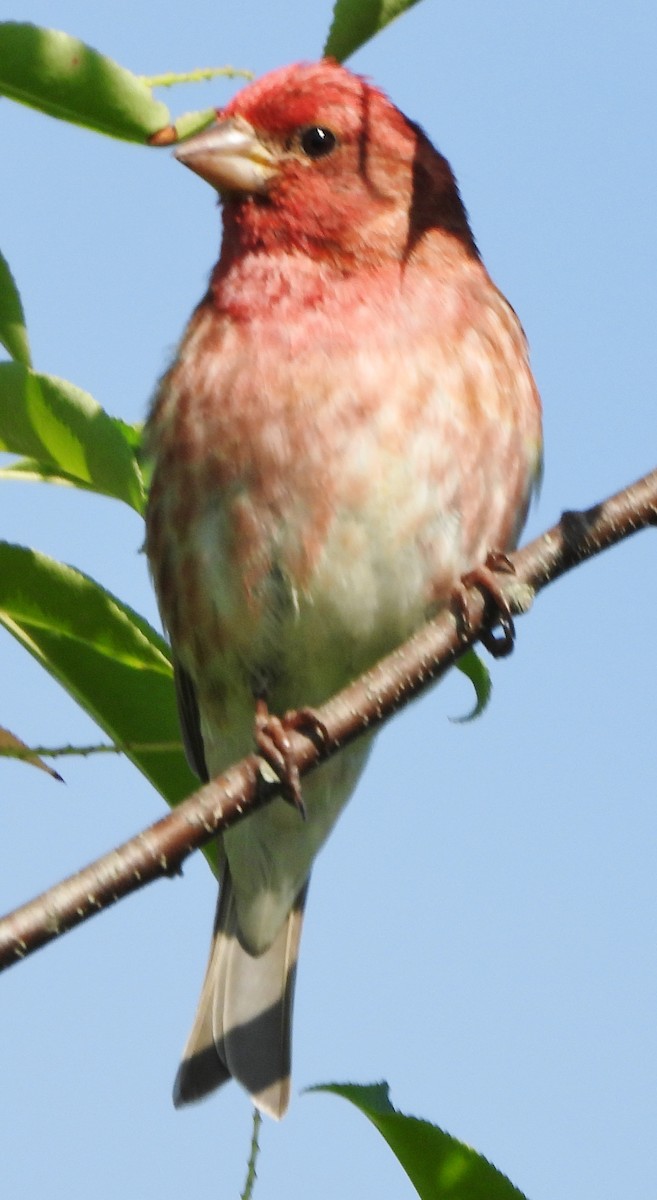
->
[453,551,517,659]
[254,550,518,816]
[254,698,329,819]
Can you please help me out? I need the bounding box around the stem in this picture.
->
[141,66,253,88]
[240,1109,263,1200]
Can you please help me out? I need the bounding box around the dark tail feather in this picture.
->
[173,871,307,1119]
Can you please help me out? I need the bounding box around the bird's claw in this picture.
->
[452,551,517,659]
[281,706,329,747]
[254,701,327,818]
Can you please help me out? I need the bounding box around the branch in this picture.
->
[0,740,183,762]
[1,467,655,971]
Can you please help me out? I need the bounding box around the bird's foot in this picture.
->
[254,700,328,819]
[452,551,517,658]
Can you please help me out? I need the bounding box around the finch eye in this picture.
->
[298,126,338,159]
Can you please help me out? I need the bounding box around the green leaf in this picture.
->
[0,542,216,866]
[312,1083,529,1200]
[453,649,491,722]
[0,251,31,366]
[113,419,144,452]
[324,0,422,62]
[0,362,146,512]
[172,107,218,141]
[0,457,103,491]
[0,724,62,781]
[0,22,170,142]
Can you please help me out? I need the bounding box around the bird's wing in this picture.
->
[174,658,209,782]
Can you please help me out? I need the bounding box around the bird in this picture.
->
[144,59,542,1119]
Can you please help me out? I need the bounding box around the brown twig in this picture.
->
[0,467,655,971]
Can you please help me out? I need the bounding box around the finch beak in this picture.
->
[174,115,278,195]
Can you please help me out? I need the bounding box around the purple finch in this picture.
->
[145,60,542,1118]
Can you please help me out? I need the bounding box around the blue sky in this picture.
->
[2,3,657,1198]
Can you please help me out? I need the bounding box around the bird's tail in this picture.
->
[173,869,307,1119]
